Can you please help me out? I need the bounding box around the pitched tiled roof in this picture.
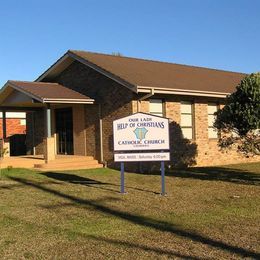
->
[69,50,246,94]
[7,80,93,102]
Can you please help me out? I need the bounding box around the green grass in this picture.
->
[0,162,259,259]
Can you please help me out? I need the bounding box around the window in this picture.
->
[208,103,218,138]
[181,101,194,139]
[149,99,163,117]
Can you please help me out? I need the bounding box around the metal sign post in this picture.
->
[120,162,125,194]
[161,161,166,196]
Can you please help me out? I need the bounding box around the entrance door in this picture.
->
[55,108,74,155]
[10,134,26,156]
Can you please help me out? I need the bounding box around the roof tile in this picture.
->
[8,80,92,101]
[70,50,246,93]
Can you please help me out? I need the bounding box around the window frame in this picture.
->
[180,101,195,140]
[149,98,164,117]
[20,119,26,126]
[207,102,219,139]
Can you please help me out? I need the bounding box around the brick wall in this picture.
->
[85,104,100,159]
[192,97,259,166]
[72,105,86,156]
[53,61,134,164]
[26,111,45,155]
[0,118,26,138]
[134,96,259,167]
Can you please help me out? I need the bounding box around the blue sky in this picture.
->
[0,0,259,87]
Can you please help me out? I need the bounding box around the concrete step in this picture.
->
[34,159,99,168]
[1,158,43,162]
[47,157,96,164]
[55,155,94,160]
[0,156,44,168]
[34,161,100,168]
[34,157,103,170]
[34,163,103,171]
[1,163,42,168]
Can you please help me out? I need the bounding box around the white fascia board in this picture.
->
[137,86,229,98]
[43,98,95,104]
[36,53,70,82]
[0,82,10,93]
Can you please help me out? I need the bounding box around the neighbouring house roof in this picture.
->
[0,80,94,106]
[37,50,246,97]
[0,112,26,118]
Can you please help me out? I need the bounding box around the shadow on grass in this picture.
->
[135,166,260,186]
[87,235,200,259]
[40,172,159,194]
[171,166,260,186]
[0,183,23,190]
[9,176,260,259]
[8,213,200,259]
[0,180,62,190]
[40,172,120,193]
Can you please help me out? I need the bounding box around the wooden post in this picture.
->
[44,105,55,163]
[46,105,51,138]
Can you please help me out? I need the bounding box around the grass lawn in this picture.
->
[0,162,259,259]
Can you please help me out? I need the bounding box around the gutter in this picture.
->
[42,98,95,104]
[137,88,155,112]
[137,86,230,98]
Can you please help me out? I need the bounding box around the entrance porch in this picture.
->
[0,81,102,169]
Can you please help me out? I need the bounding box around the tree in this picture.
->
[111,52,123,56]
[214,72,260,155]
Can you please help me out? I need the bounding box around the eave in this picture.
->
[137,86,229,98]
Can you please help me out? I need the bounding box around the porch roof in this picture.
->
[0,80,95,106]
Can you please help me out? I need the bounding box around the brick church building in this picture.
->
[0,50,258,167]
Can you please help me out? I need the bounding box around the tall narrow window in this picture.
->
[181,101,194,139]
[149,99,163,117]
[208,103,218,138]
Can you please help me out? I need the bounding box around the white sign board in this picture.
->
[114,152,170,162]
[113,113,169,151]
